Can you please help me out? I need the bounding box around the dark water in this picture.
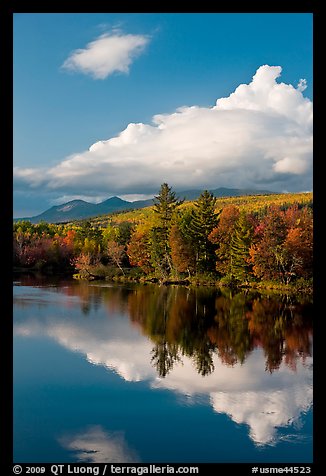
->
[13,276,313,463]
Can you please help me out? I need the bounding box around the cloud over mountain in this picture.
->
[14,65,313,198]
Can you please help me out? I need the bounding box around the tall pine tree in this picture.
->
[151,183,183,278]
[229,211,253,284]
[185,190,220,273]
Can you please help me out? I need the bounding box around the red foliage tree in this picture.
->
[249,205,313,283]
[169,224,196,276]
[127,228,153,274]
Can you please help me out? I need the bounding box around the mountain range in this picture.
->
[14,187,274,224]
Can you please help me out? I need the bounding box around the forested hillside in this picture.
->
[13,184,313,290]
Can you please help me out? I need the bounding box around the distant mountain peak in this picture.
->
[101,196,126,204]
[56,200,87,212]
[14,186,274,224]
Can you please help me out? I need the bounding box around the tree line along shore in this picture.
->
[13,184,313,293]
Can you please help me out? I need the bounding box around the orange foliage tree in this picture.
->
[209,205,240,275]
[249,205,313,283]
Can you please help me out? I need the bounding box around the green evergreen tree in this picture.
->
[151,183,183,278]
[153,183,183,229]
[185,190,220,272]
[230,211,253,284]
[77,220,102,244]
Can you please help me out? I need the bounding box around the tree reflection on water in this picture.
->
[52,281,312,378]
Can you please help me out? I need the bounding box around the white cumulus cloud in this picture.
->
[62,30,150,79]
[297,79,308,92]
[273,156,308,175]
[14,65,313,198]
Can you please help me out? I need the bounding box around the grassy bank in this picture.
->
[70,266,313,295]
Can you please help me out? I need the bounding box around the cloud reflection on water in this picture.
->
[59,425,139,463]
[14,284,313,447]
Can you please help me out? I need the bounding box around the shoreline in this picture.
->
[13,267,313,296]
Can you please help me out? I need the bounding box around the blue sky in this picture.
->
[13,13,313,217]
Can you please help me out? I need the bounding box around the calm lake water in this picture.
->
[13,276,313,463]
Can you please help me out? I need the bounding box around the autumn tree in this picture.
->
[72,252,101,278]
[102,221,133,247]
[209,205,240,275]
[13,222,77,272]
[102,222,133,273]
[107,240,126,275]
[13,225,31,265]
[169,223,196,277]
[127,227,153,274]
[248,205,313,284]
[283,205,313,281]
[72,221,103,266]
